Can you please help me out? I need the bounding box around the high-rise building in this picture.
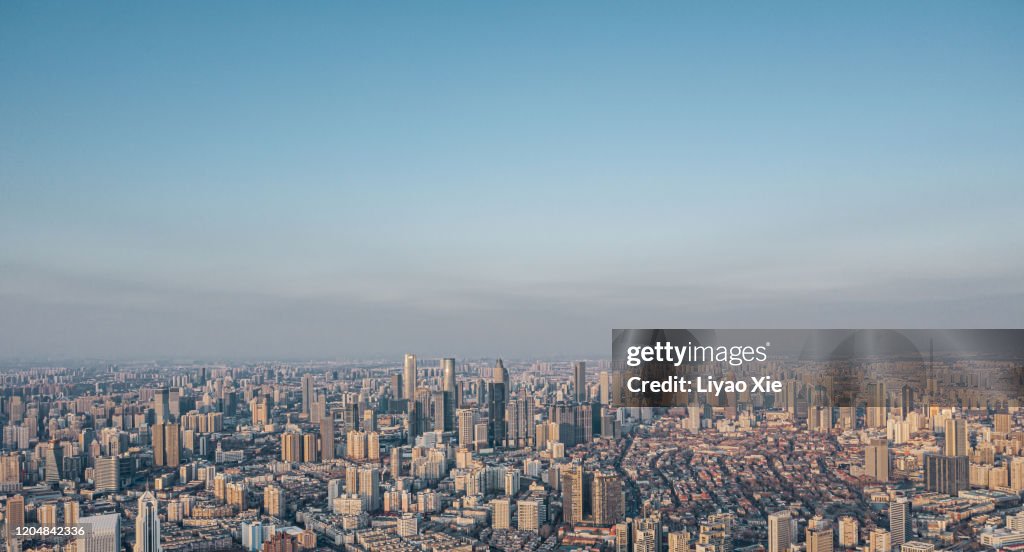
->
[75,514,121,552]
[995,413,1012,434]
[44,440,64,484]
[491,497,512,529]
[505,398,535,448]
[5,494,24,544]
[561,464,587,525]
[1011,456,1024,491]
[890,498,911,547]
[806,516,833,552]
[64,501,80,527]
[924,454,969,495]
[698,513,731,552]
[264,485,285,518]
[457,409,479,449]
[153,424,181,468]
[838,515,858,548]
[153,388,171,425]
[667,531,691,552]
[868,529,890,552]
[357,467,381,512]
[865,438,889,482]
[945,418,967,457]
[614,520,633,552]
[320,412,335,461]
[573,361,587,403]
[518,499,541,532]
[767,511,791,552]
[302,433,318,463]
[263,532,298,552]
[301,374,314,416]
[442,357,458,420]
[134,491,161,552]
[281,432,303,463]
[403,354,417,402]
[488,381,507,448]
[38,503,57,527]
[592,471,624,526]
[250,396,270,426]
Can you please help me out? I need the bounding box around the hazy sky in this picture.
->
[2,2,1022,360]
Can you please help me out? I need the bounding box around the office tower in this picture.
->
[442,357,457,393]
[995,413,1012,434]
[768,511,792,552]
[614,520,633,552]
[592,471,624,526]
[945,418,967,456]
[5,494,24,545]
[432,390,452,432]
[599,371,611,405]
[301,374,314,416]
[493,358,509,389]
[153,424,180,468]
[75,514,121,552]
[868,529,890,552]
[505,397,535,448]
[303,433,318,463]
[281,432,303,462]
[403,354,417,402]
[64,501,80,527]
[44,440,64,484]
[865,438,889,482]
[838,515,858,547]
[900,385,915,417]
[806,516,833,552]
[320,412,335,461]
[38,502,57,527]
[573,361,587,403]
[889,498,911,547]
[153,388,171,425]
[0,453,20,485]
[924,453,969,495]
[134,491,161,552]
[488,381,507,447]
[491,497,512,529]
[561,464,587,525]
[458,409,478,449]
[264,485,285,518]
[341,402,360,432]
[95,455,120,493]
[250,396,270,426]
[866,382,887,428]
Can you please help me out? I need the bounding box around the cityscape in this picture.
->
[1,351,1024,552]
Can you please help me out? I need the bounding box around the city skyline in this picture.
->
[3,2,1024,359]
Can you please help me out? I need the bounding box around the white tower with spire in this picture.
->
[134,490,161,552]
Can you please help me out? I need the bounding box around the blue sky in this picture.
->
[1,2,1022,359]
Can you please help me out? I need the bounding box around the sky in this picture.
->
[1,2,1022,360]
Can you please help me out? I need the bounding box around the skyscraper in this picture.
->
[5,494,25,545]
[491,497,512,529]
[768,511,792,552]
[153,424,181,468]
[134,491,161,552]
[838,515,859,548]
[924,454,969,495]
[592,471,624,526]
[561,463,587,525]
[403,354,417,402]
[320,412,335,461]
[75,513,121,552]
[865,438,889,482]
[890,498,911,547]
[573,361,587,403]
[301,374,314,416]
[944,418,967,457]
[44,440,64,484]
